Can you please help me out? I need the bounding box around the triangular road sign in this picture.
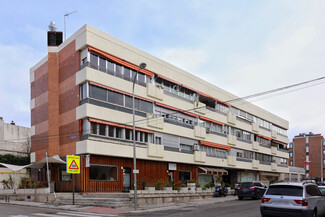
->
[69,160,79,170]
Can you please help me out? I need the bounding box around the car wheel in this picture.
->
[224,192,227,197]
[255,192,261,200]
[312,210,317,217]
[238,196,243,200]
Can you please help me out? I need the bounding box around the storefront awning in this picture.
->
[199,166,228,175]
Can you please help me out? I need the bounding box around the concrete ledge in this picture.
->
[129,192,215,206]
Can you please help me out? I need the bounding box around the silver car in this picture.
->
[260,182,325,217]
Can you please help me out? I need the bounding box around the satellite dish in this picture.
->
[48,21,57,31]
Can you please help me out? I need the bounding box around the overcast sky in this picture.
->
[0,0,324,140]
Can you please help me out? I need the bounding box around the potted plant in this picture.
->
[187,179,196,188]
[180,183,188,193]
[145,182,156,193]
[196,183,202,192]
[163,182,173,193]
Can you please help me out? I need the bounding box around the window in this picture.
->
[107,90,123,106]
[266,185,303,196]
[99,124,106,136]
[107,61,115,75]
[290,161,293,166]
[60,165,71,181]
[90,53,98,67]
[289,143,293,149]
[91,122,98,135]
[124,68,131,81]
[89,164,118,181]
[155,136,162,145]
[116,65,123,78]
[81,83,88,100]
[289,152,293,157]
[179,171,191,183]
[89,85,107,101]
[180,144,193,151]
[99,57,106,71]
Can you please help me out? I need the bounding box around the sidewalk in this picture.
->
[0,195,238,215]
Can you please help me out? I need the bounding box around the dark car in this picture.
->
[237,181,267,200]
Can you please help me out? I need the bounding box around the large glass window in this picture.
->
[90,53,98,67]
[89,85,107,101]
[89,164,118,181]
[108,90,123,106]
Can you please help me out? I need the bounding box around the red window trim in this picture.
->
[200,140,231,150]
[257,135,272,141]
[155,102,199,118]
[88,46,153,77]
[200,116,224,125]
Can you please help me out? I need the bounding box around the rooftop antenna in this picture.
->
[64,11,77,41]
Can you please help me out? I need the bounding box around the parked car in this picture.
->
[318,185,325,196]
[237,181,267,200]
[233,183,240,196]
[260,182,325,217]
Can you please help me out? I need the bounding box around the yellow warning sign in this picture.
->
[66,155,80,174]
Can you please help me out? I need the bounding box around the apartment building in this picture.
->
[0,117,30,155]
[30,24,289,192]
[289,133,325,180]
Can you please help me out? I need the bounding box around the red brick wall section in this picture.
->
[31,61,49,161]
[58,40,80,157]
[308,136,324,178]
[48,52,60,157]
[293,137,306,169]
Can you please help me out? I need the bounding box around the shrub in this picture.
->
[202,187,207,190]
[140,178,146,190]
[166,182,173,187]
[188,179,196,183]
[155,181,162,190]
[1,175,14,189]
[196,183,201,187]
[181,183,187,187]
[204,183,211,189]
[209,182,215,188]
[175,186,180,191]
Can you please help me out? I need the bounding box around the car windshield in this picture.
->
[241,182,253,188]
[319,188,325,196]
[265,185,303,196]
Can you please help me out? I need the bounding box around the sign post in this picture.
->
[66,155,80,205]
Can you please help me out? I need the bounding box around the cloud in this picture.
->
[0,43,43,127]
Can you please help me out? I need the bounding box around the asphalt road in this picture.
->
[124,199,261,217]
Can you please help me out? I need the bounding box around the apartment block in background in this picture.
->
[30,24,290,192]
[289,133,325,180]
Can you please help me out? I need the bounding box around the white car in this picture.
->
[260,182,325,217]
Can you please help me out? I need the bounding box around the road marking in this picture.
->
[67,211,117,216]
[57,212,104,217]
[33,213,70,217]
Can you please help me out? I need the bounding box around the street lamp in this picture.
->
[132,62,147,210]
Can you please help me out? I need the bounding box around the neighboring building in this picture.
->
[289,133,325,180]
[281,166,305,182]
[0,117,30,189]
[0,117,30,155]
[30,24,289,192]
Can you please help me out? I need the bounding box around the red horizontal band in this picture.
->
[200,116,224,125]
[88,46,153,77]
[200,140,231,150]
